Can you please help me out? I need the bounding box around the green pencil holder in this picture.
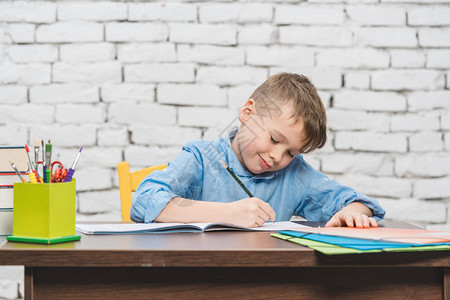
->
[7,180,80,244]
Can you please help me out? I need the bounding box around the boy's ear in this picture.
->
[238,99,256,124]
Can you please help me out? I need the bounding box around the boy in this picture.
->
[131,73,385,228]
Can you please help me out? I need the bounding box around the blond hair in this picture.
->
[249,73,327,153]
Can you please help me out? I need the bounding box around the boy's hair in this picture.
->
[249,72,327,153]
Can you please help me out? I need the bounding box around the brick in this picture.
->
[379,198,446,223]
[76,212,122,222]
[196,66,267,86]
[108,103,176,125]
[55,104,106,124]
[4,24,35,43]
[78,190,121,214]
[275,5,345,25]
[336,174,412,198]
[53,62,122,84]
[268,68,342,90]
[408,91,450,111]
[125,145,181,168]
[414,177,450,199]
[247,46,314,67]
[391,50,425,68]
[238,24,277,45]
[372,70,445,91]
[36,22,103,43]
[357,27,417,48]
[347,5,405,25]
[118,43,176,63]
[0,85,27,104]
[58,2,127,21]
[177,45,244,65]
[327,109,390,131]
[279,26,352,46]
[0,1,56,23]
[75,167,113,191]
[125,63,195,83]
[442,111,450,130]
[228,84,259,109]
[106,22,168,42]
[334,91,406,112]
[408,6,450,26]
[200,3,273,23]
[317,49,389,68]
[322,153,393,176]
[335,131,407,152]
[101,84,155,103]
[0,126,27,145]
[0,280,19,299]
[131,125,202,146]
[98,126,129,147]
[178,107,237,127]
[202,121,240,141]
[419,28,450,47]
[169,23,237,45]
[129,3,197,22]
[427,50,450,69]
[61,43,115,62]
[75,147,122,169]
[30,124,97,147]
[0,62,50,84]
[0,266,23,280]
[395,153,450,177]
[391,111,440,132]
[30,84,99,104]
[158,84,227,106]
[344,71,370,89]
[445,133,450,151]
[7,45,58,63]
[409,132,444,152]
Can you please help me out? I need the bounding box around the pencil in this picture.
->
[220,160,254,198]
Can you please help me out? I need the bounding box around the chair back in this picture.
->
[117,162,167,221]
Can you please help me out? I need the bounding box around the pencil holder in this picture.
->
[7,180,80,244]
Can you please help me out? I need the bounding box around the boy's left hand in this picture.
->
[325,202,378,228]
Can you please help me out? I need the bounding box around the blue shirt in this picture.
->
[131,131,385,223]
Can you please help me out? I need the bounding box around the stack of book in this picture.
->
[0,147,28,235]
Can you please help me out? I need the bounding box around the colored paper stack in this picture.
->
[272,226,450,255]
[0,147,28,235]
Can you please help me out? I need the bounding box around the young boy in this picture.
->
[131,73,385,228]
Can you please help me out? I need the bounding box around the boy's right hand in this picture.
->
[227,198,276,228]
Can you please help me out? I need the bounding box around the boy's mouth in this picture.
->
[258,155,272,169]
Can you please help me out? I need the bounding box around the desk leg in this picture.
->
[25,267,34,300]
[445,268,450,300]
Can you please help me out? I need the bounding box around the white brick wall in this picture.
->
[0,1,449,298]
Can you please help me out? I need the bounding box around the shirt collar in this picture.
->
[222,128,278,180]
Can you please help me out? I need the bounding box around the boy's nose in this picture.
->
[268,150,282,163]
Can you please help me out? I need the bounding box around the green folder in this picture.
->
[7,180,80,244]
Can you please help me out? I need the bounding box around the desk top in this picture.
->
[0,221,448,268]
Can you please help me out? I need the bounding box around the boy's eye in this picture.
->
[270,136,279,144]
[287,151,294,158]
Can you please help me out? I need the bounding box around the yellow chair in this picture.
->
[117,162,167,222]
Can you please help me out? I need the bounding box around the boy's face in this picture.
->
[231,100,306,175]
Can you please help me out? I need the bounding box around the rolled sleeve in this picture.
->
[130,142,204,223]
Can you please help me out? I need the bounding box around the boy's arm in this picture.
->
[155,197,276,228]
[325,201,378,228]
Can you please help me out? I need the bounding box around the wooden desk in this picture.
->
[0,221,449,300]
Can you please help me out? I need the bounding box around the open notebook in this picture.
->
[76,221,308,235]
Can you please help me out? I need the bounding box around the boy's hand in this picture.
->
[227,198,276,228]
[325,202,378,228]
